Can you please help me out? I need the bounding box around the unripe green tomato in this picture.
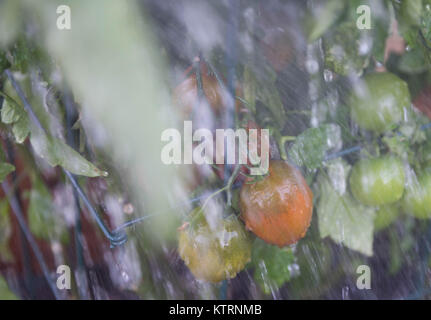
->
[349,156,405,206]
[178,208,252,283]
[402,170,431,219]
[349,72,411,133]
[374,204,400,231]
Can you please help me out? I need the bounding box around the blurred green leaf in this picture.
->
[323,22,371,76]
[399,48,430,73]
[317,171,376,256]
[398,0,422,29]
[1,97,22,124]
[305,0,346,42]
[0,0,20,48]
[248,67,286,129]
[28,179,54,240]
[288,124,341,170]
[1,80,31,143]
[0,50,10,72]
[12,114,30,144]
[1,76,104,176]
[0,162,15,182]
[250,238,295,294]
[30,125,106,177]
[27,177,69,243]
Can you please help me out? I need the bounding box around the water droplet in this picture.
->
[323,69,333,82]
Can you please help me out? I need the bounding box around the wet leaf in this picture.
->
[317,171,376,256]
[288,124,342,170]
[12,114,30,143]
[1,80,31,143]
[1,97,22,124]
[323,22,371,76]
[30,125,106,177]
[250,238,295,294]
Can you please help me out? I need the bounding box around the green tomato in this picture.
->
[402,170,431,219]
[374,204,400,231]
[349,156,405,206]
[178,208,252,283]
[349,72,411,133]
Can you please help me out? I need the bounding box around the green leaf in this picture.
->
[27,177,69,243]
[27,179,55,240]
[398,0,423,29]
[12,114,30,143]
[0,0,21,48]
[1,97,22,124]
[317,170,376,256]
[0,162,15,182]
[371,18,390,63]
[249,67,286,129]
[399,48,431,74]
[0,276,17,300]
[0,50,11,71]
[250,238,295,294]
[1,80,31,143]
[323,22,371,76]
[2,78,104,177]
[305,0,346,42]
[30,125,106,177]
[258,84,285,128]
[288,124,342,170]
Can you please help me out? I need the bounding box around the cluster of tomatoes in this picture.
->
[349,72,431,226]
[173,60,313,283]
[173,52,431,284]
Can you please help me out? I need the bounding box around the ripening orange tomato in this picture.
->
[239,160,313,247]
[173,61,244,118]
